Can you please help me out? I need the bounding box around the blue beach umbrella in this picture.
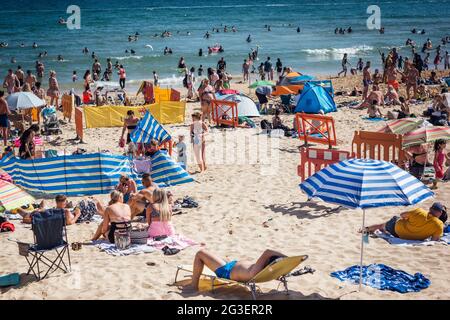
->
[300,158,434,289]
[289,75,315,83]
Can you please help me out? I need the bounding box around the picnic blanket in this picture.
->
[94,241,156,256]
[147,235,197,251]
[331,264,431,293]
[374,229,450,246]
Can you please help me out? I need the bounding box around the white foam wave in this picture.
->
[112,56,144,61]
[302,45,374,56]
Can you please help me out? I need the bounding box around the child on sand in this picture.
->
[368,100,383,119]
[174,135,187,170]
[190,112,208,173]
[432,139,448,189]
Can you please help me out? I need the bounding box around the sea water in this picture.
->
[0,0,448,89]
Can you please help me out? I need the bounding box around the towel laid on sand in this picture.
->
[362,117,385,121]
[94,241,156,256]
[147,235,197,251]
[331,264,431,293]
[374,230,450,246]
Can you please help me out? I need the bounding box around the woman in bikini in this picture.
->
[120,110,140,146]
[197,79,216,123]
[146,189,175,238]
[184,249,287,292]
[47,70,60,107]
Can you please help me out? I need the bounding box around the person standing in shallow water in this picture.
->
[118,65,126,89]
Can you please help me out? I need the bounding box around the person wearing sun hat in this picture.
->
[363,202,447,241]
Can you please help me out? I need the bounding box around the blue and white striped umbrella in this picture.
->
[300,158,433,209]
[300,158,434,290]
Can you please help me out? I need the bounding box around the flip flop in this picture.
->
[162,246,180,255]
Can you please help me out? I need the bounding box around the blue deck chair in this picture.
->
[17,209,71,281]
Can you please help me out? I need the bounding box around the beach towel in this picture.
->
[331,264,430,293]
[76,199,98,223]
[5,213,22,220]
[94,241,156,256]
[147,235,197,251]
[373,230,449,246]
[362,117,385,122]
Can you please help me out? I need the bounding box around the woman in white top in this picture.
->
[190,112,208,173]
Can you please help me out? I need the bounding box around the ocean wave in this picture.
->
[112,56,143,61]
[302,46,374,56]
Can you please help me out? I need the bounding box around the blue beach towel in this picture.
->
[362,117,385,122]
[331,264,430,293]
[374,230,450,246]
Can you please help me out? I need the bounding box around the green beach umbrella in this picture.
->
[248,80,275,89]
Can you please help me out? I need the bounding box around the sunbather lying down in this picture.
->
[360,202,447,241]
[184,249,287,292]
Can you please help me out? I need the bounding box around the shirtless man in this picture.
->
[362,61,372,100]
[405,61,419,100]
[25,70,36,88]
[338,53,349,77]
[16,195,81,225]
[384,85,401,106]
[386,64,404,92]
[242,59,250,81]
[0,91,11,146]
[92,191,132,243]
[36,61,45,83]
[3,69,19,94]
[128,173,158,218]
[184,249,287,292]
[357,84,384,109]
[15,66,25,87]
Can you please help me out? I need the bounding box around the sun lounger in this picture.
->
[175,255,308,300]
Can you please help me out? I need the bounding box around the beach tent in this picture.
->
[215,93,260,117]
[130,111,171,144]
[0,180,35,210]
[294,82,337,114]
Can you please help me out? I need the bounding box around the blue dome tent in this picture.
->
[294,82,337,114]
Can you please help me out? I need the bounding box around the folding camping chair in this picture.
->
[175,255,309,300]
[278,94,294,113]
[16,208,71,281]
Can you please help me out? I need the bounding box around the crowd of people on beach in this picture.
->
[1,18,450,298]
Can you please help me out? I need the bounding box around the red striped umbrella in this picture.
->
[402,126,450,148]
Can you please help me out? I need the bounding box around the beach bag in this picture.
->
[77,200,97,223]
[114,229,131,250]
[130,224,149,245]
[0,221,15,232]
[183,75,188,88]
[45,150,58,158]
[119,137,125,148]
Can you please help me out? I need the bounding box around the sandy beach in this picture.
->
[1,71,449,300]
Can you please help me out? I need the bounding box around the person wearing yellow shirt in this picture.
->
[363,203,447,241]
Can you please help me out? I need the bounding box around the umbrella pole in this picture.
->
[359,209,366,291]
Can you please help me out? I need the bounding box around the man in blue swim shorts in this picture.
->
[184,249,286,292]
